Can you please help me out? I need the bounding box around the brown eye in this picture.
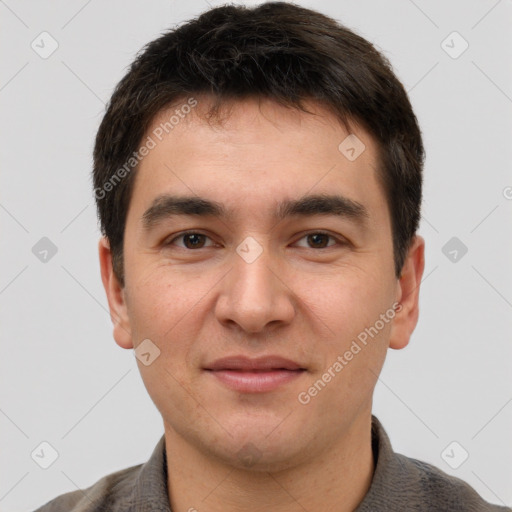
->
[307,233,331,248]
[294,232,340,249]
[166,232,214,249]
[182,233,206,249]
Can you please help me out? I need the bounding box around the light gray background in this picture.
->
[1,0,511,510]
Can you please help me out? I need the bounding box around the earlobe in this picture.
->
[98,237,133,349]
[388,235,425,350]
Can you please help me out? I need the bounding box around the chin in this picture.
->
[208,422,313,472]
[220,440,308,473]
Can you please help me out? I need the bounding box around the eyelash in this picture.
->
[164,230,346,250]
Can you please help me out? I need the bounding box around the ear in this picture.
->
[389,235,425,350]
[98,237,133,349]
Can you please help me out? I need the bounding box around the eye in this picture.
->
[164,231,345,250]
[293,232,343,249]
[165,231,215,249]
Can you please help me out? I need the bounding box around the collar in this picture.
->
[128,414,396,511]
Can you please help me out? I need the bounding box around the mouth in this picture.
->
[204,355,306,393]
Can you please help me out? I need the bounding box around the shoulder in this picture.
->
[33,434,169,512]
[33,463,143,512]
[392,451,510,512]
[357,416,511,512]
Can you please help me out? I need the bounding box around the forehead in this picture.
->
[148,96,366,156]
[128,96,388,229]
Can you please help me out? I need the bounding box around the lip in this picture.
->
[204,355,306,393]
[205,355,304,372]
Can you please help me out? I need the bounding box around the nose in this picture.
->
[214,242,296,335]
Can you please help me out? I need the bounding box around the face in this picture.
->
[100,97,424,471]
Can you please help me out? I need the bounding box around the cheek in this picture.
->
[299,267,393,339]
[125,266,191,350]
[125,263,220,374]
[300,274,393,413]
[126,274,198,403]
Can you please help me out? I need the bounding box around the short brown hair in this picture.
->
[93,1,424,286]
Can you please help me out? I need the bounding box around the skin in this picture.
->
[99,96,425,512]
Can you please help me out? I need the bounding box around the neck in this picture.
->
[164,412,376,512]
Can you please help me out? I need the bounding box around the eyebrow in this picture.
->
[141,193,369,230]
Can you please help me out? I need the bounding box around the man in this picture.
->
[35,2,510,511]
